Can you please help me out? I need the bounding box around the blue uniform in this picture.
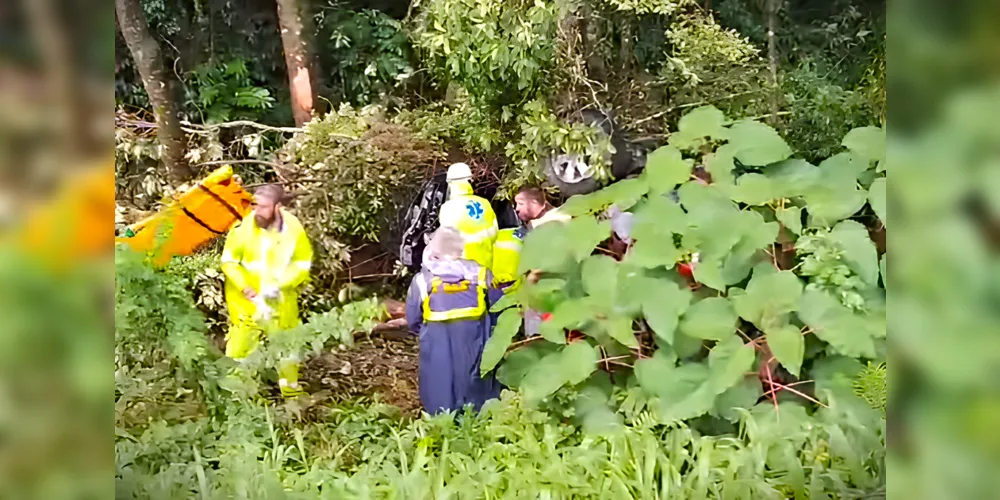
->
[405,259,504,414]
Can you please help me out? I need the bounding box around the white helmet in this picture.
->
[446,162,473,182]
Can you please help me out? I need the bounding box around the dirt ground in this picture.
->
[301,330,422,416]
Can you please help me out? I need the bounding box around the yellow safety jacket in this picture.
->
[416,266,489,322]
[492,227,525,293]
[438,181,498,270]
[220,209,313,358]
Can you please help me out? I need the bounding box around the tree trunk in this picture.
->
[276,0,316,127]
[114,0,192,181]
[23,0,89,157]
[766,0,781,126]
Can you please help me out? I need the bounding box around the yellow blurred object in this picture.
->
[16,161,116,268]
[116,165,254,266]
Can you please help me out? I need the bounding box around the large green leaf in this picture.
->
[538,298,596,344]
[730,265,803,332]
[565,216,612,262]
[561,341,600,386]
[723,120,793,166]
[581,255,618,304]
[679,297,738,341]
[642,362,716,424]
[521,341,599,404]
[775,206,803,235]
[705,144,738,185]
[634,349,679,396]
[707,335,756,393]
[869,177,886,228]
[643,145,695,195]
[679,181,739,224]
[480,308,523,375]
[730,173,780,205]
[802,155,869,225]
[640,278,692,344]
[762,159,822,196]
[821,151,871,181]
[830,220,880,287]
[518,222,570,273]
[496,342,557,388]
[712,377,764,423]
[679,105,726,139]
[560,178,649,216]
[603,315,638,348]
[632,195,687,235]
[842,126,886,165]
[520,350,569,403]
[797,289,878,359]
[628,233,682,270]
[765,324,804,377]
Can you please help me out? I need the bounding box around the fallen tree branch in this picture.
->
[181,119,302,134]
[196,159,286,170]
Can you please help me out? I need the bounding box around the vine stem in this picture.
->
[507,336,543,351]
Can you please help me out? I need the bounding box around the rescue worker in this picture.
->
[512,186,570,336]
[491,226,526,294]
[220,184,313,398]
[513,186,570,229]
[438,163,498,270]
[405,227,504,414]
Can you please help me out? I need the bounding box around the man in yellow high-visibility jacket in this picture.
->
[438,163,498,270]
[220,184,313,398]
[491,226,525,294]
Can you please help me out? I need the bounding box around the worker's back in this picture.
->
[438,182,498,269]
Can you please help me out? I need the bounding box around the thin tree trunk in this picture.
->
[276,0,316,127]
[23,0,89,156]
[766,0,780,126]
[115,0,192,181]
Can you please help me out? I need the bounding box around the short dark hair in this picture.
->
[515,186,547,205]
[254,184,286,204]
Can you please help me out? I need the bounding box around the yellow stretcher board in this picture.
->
[116,165,254,266]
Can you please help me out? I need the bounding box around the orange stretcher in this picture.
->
[116,165,254,266]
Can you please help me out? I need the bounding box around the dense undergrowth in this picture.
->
[115,232,885,498]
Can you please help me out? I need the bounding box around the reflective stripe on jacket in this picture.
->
[416,265,488,322]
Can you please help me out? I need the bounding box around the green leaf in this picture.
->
[560,178,649,216]
[842,126,886,164]
[565,216,612,262]
[538,298,596,344]
[480,309,522,375]
[518,222,570,273]
[635,349,679,397]
[869,177,886,228]
[821,152,870,182]
[642,145,694,195]
[496,342,556,388]
[680,297,737,341]
[775,206,803,234]
[581,255,618,303]
[628,234,682,270]
[798,289,878,359]
[766,324,804,377]
[830,220,880,287]
[723,120,793,166]
[879,255,886,287]
[679,181,739,224]
[712,377,763,423]
[561,341,599,386]
[632,195,687,235]
[641,278,692,344]
[653,363,716,423]
[691,257,727,291]
[521,350,569,403]
[489,292,518,313]
[708,335,756,393]
[603,315,638,348]
[802,156,869,225]
[730,173,780,205]
[705,144,738,185]
[678,105,726,139]
[730,266,803,332]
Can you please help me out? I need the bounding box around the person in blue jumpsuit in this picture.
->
[405,226,504,414]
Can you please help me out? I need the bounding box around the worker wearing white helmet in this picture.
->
[437,163,498,270]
